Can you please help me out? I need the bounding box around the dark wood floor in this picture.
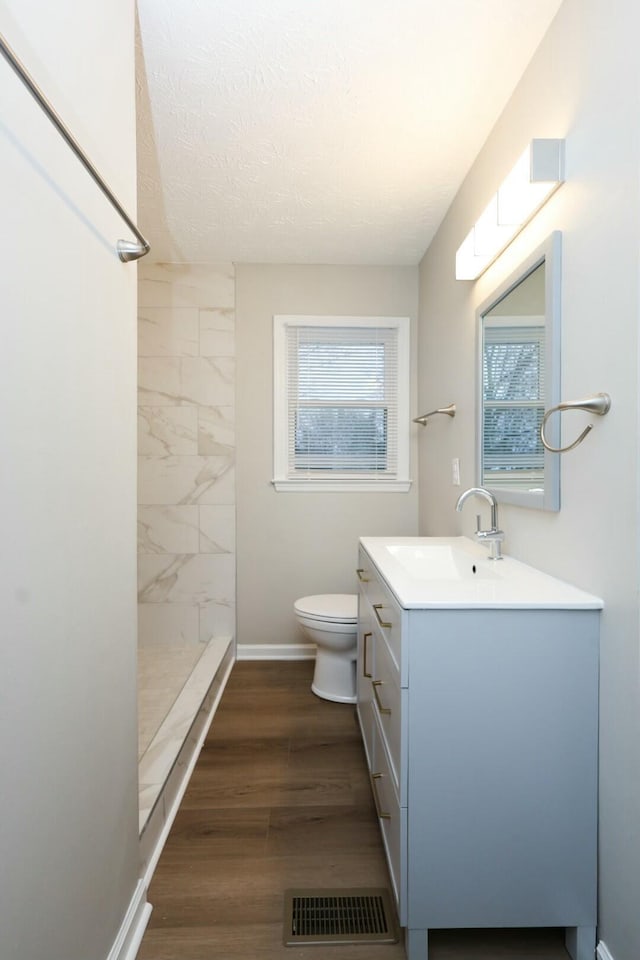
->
[138,660,569,960]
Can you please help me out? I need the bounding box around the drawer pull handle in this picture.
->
[363,632,372,678]
[373,603,392,629]
[371,773,391,819]
[356,568,370,582]
[372,680,391,715]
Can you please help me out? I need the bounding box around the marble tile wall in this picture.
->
[138,264,236,646]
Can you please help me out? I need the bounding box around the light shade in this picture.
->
[455,139,565,280]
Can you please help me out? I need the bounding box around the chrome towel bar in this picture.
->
[540,392,611,454]
[413,402,456,426]
[0,31,150,262]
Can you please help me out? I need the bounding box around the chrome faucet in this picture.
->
[455,487,504,560]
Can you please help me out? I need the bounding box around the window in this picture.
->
[273,315,410,491]
[481,315,545,487]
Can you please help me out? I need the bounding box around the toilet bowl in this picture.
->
[294,594,358,704]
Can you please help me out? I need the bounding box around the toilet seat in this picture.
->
[294,594,358,624]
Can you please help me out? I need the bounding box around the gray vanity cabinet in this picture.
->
[356,545,600,960]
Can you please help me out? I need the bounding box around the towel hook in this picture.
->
[413,402,456,426]
[540,392,611,453]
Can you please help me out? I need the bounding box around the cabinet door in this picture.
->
[370,714,407,924]
[371,626,402,793]
[356,594,375,767]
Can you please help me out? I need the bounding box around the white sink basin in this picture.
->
[386,542,498,581]
[360,536,603,609]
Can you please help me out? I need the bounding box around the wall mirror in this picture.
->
[477,232,561,511]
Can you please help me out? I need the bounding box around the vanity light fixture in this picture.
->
[455,139,565,281]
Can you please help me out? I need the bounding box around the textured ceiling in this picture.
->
[136,0,563,265]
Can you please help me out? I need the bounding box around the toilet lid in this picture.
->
[294,594,358,623]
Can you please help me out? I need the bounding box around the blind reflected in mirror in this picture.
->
[482,264,545,492]
[477,233,561,511]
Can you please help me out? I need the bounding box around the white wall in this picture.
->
[0,3,140,959]
[418,1,640,957]
[235,264,419,650]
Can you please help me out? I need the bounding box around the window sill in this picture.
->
[271,478,413,493]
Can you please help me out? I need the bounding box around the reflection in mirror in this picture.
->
[477,233,561,511]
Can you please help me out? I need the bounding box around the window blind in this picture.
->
[285,324,399,477]
[482,321,545,483]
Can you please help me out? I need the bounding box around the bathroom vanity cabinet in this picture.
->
[356,538,601,960]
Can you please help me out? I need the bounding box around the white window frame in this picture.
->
[272,315,411,492]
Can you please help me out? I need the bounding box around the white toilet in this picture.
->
[294,594,359,704]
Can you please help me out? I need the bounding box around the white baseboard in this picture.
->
[237,642,316,660]
[597,942,616,960]
[106,880,152,960]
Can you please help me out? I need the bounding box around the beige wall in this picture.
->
[0,1,140,958]
[417,1,640,957]
[137,263,236,647]
[235,264,419,650]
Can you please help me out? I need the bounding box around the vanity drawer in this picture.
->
[356,547,375,592]
[370,718,406,922]
[356,615,375,768]
[371,629,402,789]
[357,549,402,671]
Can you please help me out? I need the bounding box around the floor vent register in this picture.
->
[283,888,399,946]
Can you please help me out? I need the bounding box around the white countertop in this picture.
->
[360,536,604,610]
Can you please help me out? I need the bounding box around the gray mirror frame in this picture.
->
[476,231,562,511]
